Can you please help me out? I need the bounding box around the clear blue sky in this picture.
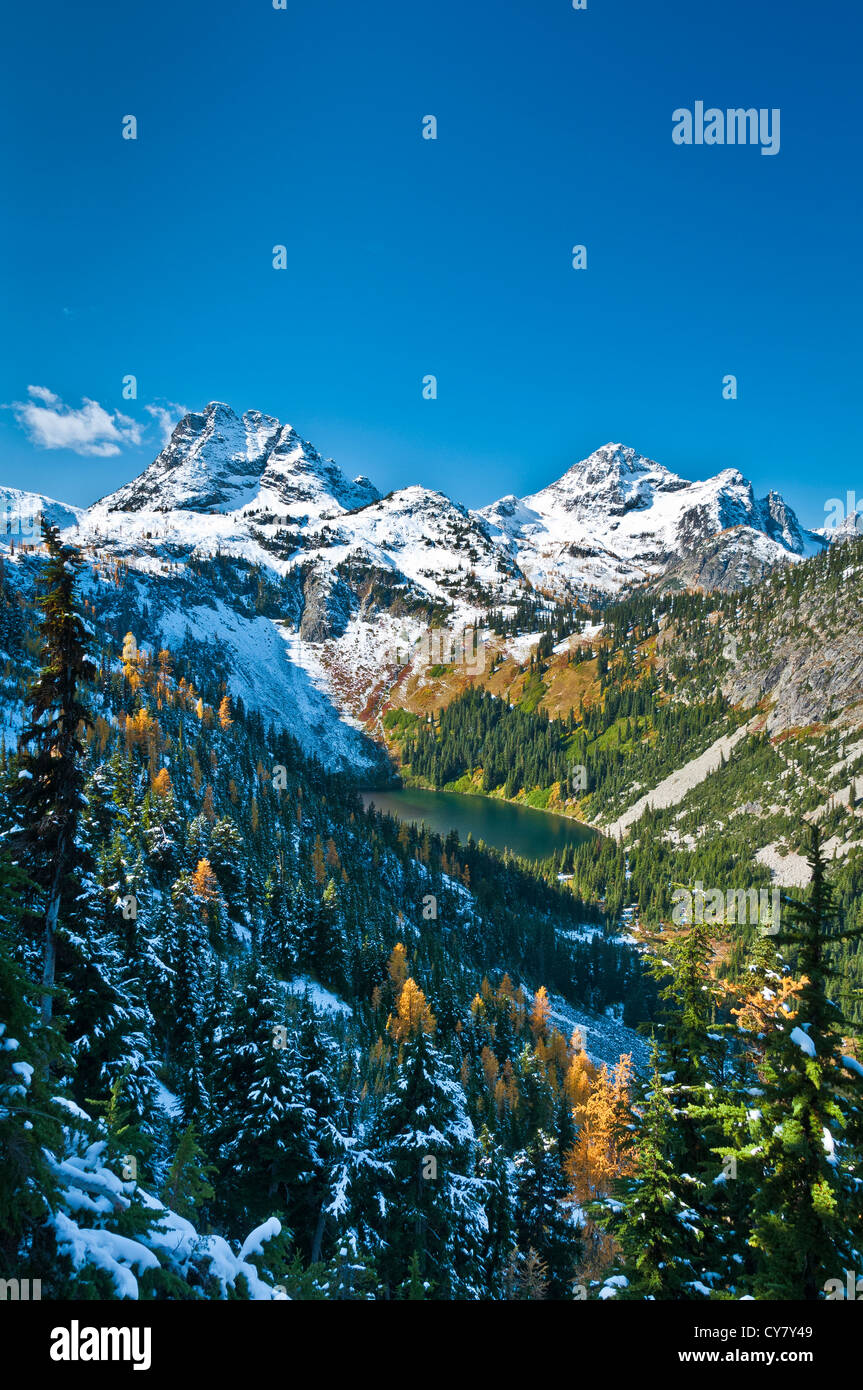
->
[1,0,860,525]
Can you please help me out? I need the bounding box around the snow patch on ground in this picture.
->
[285,976,353,1017]
[547,994,650,1072]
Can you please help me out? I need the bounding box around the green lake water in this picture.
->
[360,786,595,862]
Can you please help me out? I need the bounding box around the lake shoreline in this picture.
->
[360,774,597,833]
[360,785,597,863]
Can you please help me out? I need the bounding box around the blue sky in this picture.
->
[1,0,860,524]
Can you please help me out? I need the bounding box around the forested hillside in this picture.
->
[1,525,861,1301]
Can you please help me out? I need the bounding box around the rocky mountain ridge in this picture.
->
[0,402,843,770]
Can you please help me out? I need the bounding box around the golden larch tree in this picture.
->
[191,859,220,920]
[529,985,551,1039]
[386,942,408,997]
[388,977,436,1042]
[151,766,173,799]
[312,834,326,885]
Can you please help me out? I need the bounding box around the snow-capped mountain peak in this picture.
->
[2,407,832,767]
[480,444,825,597]
[0,485,83,543]
[94,400,379,519]
[524,443,688,520]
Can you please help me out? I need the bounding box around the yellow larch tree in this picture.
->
[565,1057,634,1206]
[530,985,551,1039]
[122,632,141,690]
[151,766,173,799]
[481,1045,500,1091]
[563,1048,596,1123]
[191,859,220,920]
[387,977,436,1042]
[311,834,326,885]
[386,942,408,998]
[564,1054,634,1280]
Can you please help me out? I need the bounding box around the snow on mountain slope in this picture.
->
[479,443,824,598]
[817,510,863,544]
[1,408,828,767]
[150,594,381,771]
[300,485,522,604]
[95,401,379,519]
[0,485,84,543]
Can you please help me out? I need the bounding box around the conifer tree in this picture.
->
[515,1131,582,1298]
[734,830,863,1298]
[602,1041,705,1299]
[370,1005,485,1298]
[0,855,63,1269]
[63,912,160,1147]
[477,1125,516,1297]
[226,1018,316,1228]
[167,873,212,1123]
[162,1122,216,1222]
[10,521,95,1024]
[208,962,280,1215]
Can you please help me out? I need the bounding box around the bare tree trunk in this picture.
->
[310,1202,328,1264]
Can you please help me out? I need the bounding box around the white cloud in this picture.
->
[145,401,188,447]
[9,386,145,457]
[26,385,61,406]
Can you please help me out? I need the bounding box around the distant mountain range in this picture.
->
[0,400,851,768]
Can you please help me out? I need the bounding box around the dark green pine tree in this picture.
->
[62,910,160,1151]
[369,1025,486,1299]
[311,878,347,991]
[228,1020,317,1229]
[208,961,280,1218]
[477,1125,516,1298]
[207,816,247,918]
[167,874,211,1125]
[161,1122,216,1224]
[293,997,345,1262]
[514,1130,583,1299]
[743,828,863,1299]
[644,918,725,1180]
[0,854,64,1272]
[9,520,95,1025]
[638,913,738,1289]
[260,871,299,977]
[603,1041,705,1299]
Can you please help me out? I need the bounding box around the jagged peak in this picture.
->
[91,403,380,517]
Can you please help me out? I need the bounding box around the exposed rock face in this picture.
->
[721,537,863,732]
[658,526,798,594]
[726,636,863,734]
[299,570,355,643]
